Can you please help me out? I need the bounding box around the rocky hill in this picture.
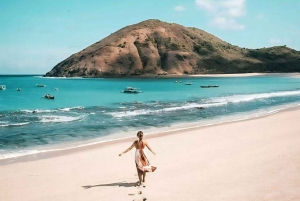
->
[45,19,300,77]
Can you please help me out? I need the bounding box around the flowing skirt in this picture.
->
[135,149,156,172]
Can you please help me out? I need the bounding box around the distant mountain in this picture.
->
[45,19,300,77]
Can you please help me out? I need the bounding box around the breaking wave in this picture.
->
[39,115,86,123]
[109,90,300,118]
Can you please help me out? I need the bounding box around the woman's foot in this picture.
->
[142,182,146,187]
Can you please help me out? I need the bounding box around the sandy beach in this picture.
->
[1,107,300,201]
[190,72,300,77]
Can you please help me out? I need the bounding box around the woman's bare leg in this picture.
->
[142,172,146,183]
[136,167,142,184]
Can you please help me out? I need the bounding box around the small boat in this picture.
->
[174,81,178,83]
[185,82,193,85]
[44,94,55,99]
[0,85,6,90]
[36,84,46,87]
[200,85,219,88]
[16,88,21,91]
[122,87,142,94]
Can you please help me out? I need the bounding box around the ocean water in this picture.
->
[1,74,300,159]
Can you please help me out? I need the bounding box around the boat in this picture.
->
[122,87,142,93]
[200,85,219,88]
[0,85,6,90]
[185,82,193,85]
[36,84,46,87]
[44,94,55,99]
[16,88,21,91]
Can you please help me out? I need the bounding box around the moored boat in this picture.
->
[200,85,219,88]
[44,94,55,99]
[36,84,46,87]
[0,85,6,90]
[122,87,142,93]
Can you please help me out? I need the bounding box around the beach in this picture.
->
[190,72,300,77]
[1,106,300,201]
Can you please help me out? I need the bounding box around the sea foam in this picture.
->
[109,90,300,118]
[39,115,85,123]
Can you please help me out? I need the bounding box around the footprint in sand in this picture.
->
[132,198,146,201]
[129,190,145,201]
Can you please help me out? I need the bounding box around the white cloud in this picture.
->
[269,38,281,44]
[174,5,186,12]
[195,0,246,30]
[210,16,245,30]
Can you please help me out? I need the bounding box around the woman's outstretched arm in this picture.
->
[119,141,136,156]
[145,141,156,155]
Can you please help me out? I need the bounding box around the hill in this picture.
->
[45,19,300,77]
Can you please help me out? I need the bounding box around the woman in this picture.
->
[119,131,156,186]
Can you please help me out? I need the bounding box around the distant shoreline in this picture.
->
[190,72,300,77]
[41,72,300,79]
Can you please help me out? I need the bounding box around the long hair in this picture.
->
[137,131,143,141]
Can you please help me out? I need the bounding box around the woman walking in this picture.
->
[119,131,156,186]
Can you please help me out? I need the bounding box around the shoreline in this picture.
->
[1,102,299,165]
[1,98,300,200]
[39,72,300,79]
[190,72,300,77]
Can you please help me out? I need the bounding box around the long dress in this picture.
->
[135,140,156,172]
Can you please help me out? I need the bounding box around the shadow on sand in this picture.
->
[82,181,137,189]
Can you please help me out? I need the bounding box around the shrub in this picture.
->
[169,43,179,50]
[141,42,149,48]
[175,54,184,61]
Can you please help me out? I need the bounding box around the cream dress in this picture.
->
[135,140,156,172]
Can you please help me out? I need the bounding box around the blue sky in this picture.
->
[0,0,299,74]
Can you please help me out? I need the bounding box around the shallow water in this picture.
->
[1,74,300,159]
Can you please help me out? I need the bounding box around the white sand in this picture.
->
[1,107,300,201]
[190,72,300,77]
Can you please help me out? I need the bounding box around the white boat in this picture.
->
[122,87,142,93]
[17,88,21,91]
[36,84,46,87]
[0,85,6,90]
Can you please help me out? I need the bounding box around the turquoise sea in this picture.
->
[1,74,300,159]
